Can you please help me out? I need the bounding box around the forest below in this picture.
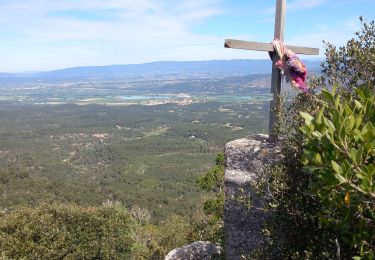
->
[0,59,273,258]
[0,99,268,223]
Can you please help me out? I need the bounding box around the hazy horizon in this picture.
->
[0,0,373,72]
[2,57,323,74]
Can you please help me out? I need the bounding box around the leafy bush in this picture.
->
[0,202,136,259]
[301,86,374,258]
[320,17,375,93]
[196,153,225,247]
[260,17,375,259]
[133,214,197,259]
[196,153,224,222]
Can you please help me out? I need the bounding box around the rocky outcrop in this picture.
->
[165,135,281,259]
[224,135,282,259]
[164,241,222,260]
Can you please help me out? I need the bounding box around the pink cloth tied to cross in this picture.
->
[272,39,309,93]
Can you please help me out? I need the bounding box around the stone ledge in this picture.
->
[165,241,222,260]
[224,135,282,259]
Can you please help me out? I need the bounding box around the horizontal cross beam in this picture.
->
[225,39,319,55]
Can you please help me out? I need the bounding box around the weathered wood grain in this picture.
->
[269,0,286,142]
[224,39,320,55]
[274,0,285,41]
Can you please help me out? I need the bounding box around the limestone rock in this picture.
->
[164,241,222,260]
[224,134,282,259]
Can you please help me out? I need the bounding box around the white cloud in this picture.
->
[287,0,328,11]
[264,0,329,14]
[0,0,228,71]
[0,0,370,72]
[287,18,361,59]
[331,0,372,7]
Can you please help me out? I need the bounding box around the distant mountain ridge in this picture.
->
[0,59,321,81]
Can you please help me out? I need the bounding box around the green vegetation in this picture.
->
[2,17,371,259]
[134,213,199,258]
[260,18,375,259]
[0,202,135,259]
[321,16,375,93]
[0,97,268,258]
[301,86,374,258]
[196,153,225,247]
[0,100,267,223]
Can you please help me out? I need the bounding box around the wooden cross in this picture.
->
[224,0,319,142]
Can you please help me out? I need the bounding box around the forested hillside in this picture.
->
[0,100,268,222]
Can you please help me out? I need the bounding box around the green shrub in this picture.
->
[196,153,225,247]
[196,152,224,221]
[133,214,197,259]
[260,17,375,259]
[301,86,375,258]
[0,202,136,259]
[320,17,375,93]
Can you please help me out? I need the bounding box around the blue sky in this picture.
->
[0,0,374,72]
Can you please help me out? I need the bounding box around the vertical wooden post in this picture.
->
[269,0,286,142]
